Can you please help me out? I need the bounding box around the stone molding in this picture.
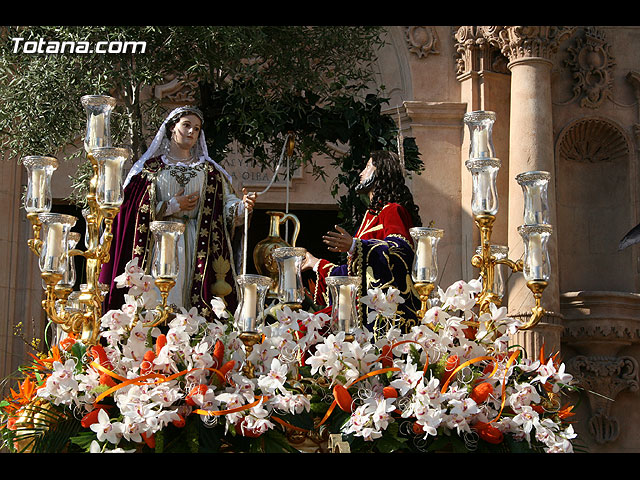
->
[561,291,640,344]
[400,101,467,129]
[556,116,630,165]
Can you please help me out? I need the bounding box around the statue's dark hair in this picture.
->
[368,150,422,227]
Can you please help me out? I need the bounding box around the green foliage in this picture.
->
[0,25,422,226]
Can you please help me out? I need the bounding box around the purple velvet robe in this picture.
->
[99,156,239,321]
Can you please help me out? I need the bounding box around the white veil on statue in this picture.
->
[123,106,233,188]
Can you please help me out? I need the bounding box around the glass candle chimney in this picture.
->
[234,274,272,333]
[81,95,116,153]
[516,171,551,226]
[23,156,58,214]
[518,224,553,282]
[410,227,444,283]
[58,232,81,289]
[326,276,361,335]
[464,110,497,160]
[273,247,306,304]
[150,221,185,280]
[466,158,501,217]
[475,244,509,300]
[93,146,131,207]
[38,213,78,275]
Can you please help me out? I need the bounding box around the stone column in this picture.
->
[485,26,574,357]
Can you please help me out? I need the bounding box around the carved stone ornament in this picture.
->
[561,291,640,445]
[154,75,198,104]
[453,26,509,75]
[480,26,575,63]
[405,26,439,59]
[563,27,616,109]
[557,117,629,164]
[567,355,639,444]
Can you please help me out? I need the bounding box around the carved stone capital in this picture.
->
[481,26,575,64]
[453,26,508,76]
[566,354,639,444]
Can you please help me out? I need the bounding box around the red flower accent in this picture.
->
[80,405,110,428]
[441,355,459,384]
[383,386,398,399]
[333,384,354,412]
[470,382,493,404]
[185,384,208,406]
[379,345,394,368]
[155,334,167,357]
[473,421,504,445]
[213,339,225,368]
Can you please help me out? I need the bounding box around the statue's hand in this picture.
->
[242,188,257,214]
[176,188,199,211]
[322,225,353,253]
[302,251,319,271]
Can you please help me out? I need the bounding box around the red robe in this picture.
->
[312,203,420,330]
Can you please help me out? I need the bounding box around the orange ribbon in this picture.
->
[193,396,267,417]
[488,348,521,424]
[90,362,230,403]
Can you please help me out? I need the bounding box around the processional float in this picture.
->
[22,95,553,379]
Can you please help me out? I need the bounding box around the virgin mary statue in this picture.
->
[99,106,255,321]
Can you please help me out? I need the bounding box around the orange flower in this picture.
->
[186,384,208,406]
[80,405,110,428]
[59,336,76,351]
[99,373,117,388]
[155,334,167,356]
[412,422,424,435]
[383,386,398,399]
[215,360,235,384]
[89,345,112,370]
[140,350,156,375]
[441,355,459,385]
[213,339,225,368]
[379,345,394,368]
[558,403,576,420]
[333,384,353,413]
[172,414,186,428]
[141,431,155,449]
[470,382,493,404]
[473,421,504,445]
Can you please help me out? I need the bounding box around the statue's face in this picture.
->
[171,114,202,151]
[355,158,376,194]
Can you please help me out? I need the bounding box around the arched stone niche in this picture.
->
[555,117,634,292]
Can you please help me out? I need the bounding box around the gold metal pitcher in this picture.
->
[253,211,300,298]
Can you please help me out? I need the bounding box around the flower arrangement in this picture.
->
[1,260,577,453]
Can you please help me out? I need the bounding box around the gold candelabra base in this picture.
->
[518,280,548,330]
[239,331,263,379]
[414,281,435,326]
[142,277,176,328]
